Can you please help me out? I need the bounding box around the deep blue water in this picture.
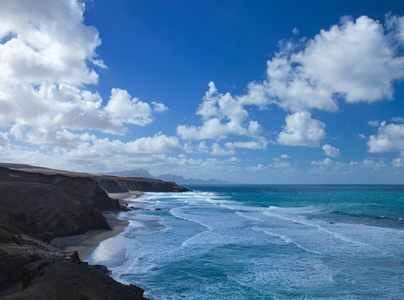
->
[88,185,404,299]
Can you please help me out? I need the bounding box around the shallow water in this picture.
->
[87,185,404,299]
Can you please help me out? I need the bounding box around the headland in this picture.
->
[0,163,188,299]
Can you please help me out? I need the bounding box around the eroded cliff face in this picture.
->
[0,167,119,242]
[0,165,189,242]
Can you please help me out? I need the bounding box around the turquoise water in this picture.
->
[88,185,404,299]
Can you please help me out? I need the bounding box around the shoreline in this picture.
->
[50,191,143,260]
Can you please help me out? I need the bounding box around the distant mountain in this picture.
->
[157,174,233,185]
[110,169,233,185]
[110,169,154,178]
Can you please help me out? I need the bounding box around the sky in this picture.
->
[1,0,404,184]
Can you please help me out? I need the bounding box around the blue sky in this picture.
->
[1,0,404,184]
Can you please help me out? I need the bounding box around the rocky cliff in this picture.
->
[0,167,119,242]
[0,163,188,299]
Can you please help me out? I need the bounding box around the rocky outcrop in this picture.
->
[0,232,67,293]
[0,231,147,300]
[3,260,147,300]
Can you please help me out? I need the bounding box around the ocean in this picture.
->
[87,185,404,299]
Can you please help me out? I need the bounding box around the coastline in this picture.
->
[50,191,143,260]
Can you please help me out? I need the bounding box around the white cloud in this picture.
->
[228,157,240,162]
[385,14,404,44]
[152,102,168,113]
[273,15,404,112]
[247,164,264,171]
[368,121,404,153]
[0,133,183,171]
[311,157,334,167]
[105,88,164,126]
[277,112,325,147]
[391,116,404,123]
[322,144,341,157]
[177,82,263,140]
[246,160,294,173]
[0,0,167,151]
[178,14,404,157]
[271,161,291,169]
[123,134,183,154]
[0,132,9,147]
[0,0,102,85]
[211,143,235,156]
[237,15,404,113]
[392,157,404,167]
[368,120,380,127]
[361,158,388,169]
[280,154,290,159]
[225,137,269,150]
[197,141,209,153]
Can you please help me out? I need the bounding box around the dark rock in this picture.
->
[0,167,123,242]
[3,260,148,300]
[96,178,129,193]
[0,235,148,299]
[0,234,66,294]
[68,251,81,263]
[0,181,110,242]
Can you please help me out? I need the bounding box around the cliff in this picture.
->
[0,163,188,299]
[0,167,119,242]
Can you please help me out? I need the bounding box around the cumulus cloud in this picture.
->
[322,144,341,157]
[211,143,235,156]
[231,15,404,115]
[277,112,325,147]
[181,14,404,153]
[177,82,262,140]
[266,15,404,112]
[368,121,404,154]
[0,0,103,85]
[0,0,167,151]
[105,88,166,126]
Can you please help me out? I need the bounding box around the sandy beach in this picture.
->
[50,191,143,260]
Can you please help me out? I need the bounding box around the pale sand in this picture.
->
[50,191,142,260]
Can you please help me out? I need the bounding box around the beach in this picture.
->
[50,191,143,260]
